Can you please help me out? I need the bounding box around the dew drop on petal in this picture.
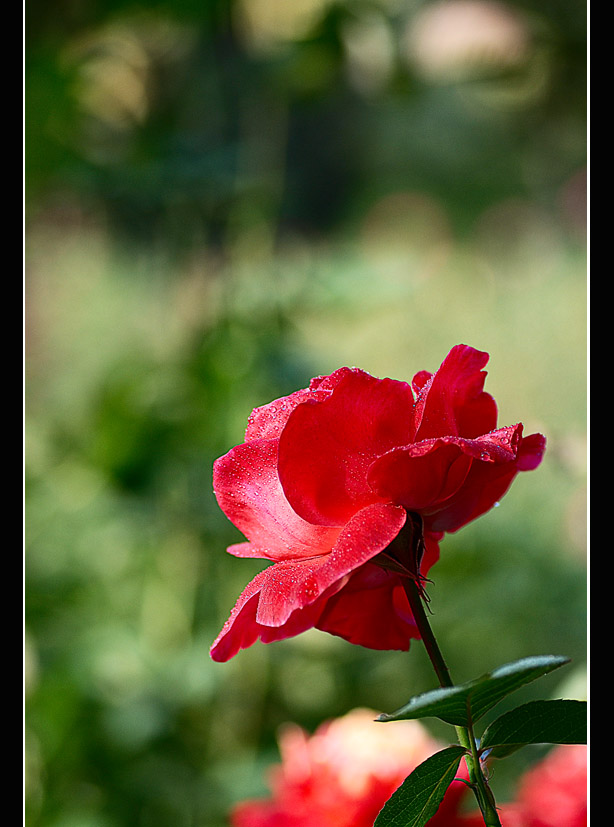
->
[301,576,319,601]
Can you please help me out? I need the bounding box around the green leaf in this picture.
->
[373,745,467,827]
[480,699,587,758]
[376,655,570,727]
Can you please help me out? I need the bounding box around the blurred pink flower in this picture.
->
[231,708,469,827]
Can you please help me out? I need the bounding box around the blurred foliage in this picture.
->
[25,0,586,826]
[26,0,586,246]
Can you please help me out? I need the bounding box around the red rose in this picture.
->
[210,345,545,661]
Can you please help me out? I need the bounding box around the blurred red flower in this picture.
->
[494,744,588,827]
[231,709,469,827]
[210,345,545,661]
[230,711,587,827]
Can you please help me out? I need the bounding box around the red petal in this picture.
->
[424,432,546,533]
[317,531,440,651]
[278,369,415,525]
[309,366,358,391]
[245,387,330,442]
[316,564,420,650]
[244,368,356,442]
[412,369,433,393]
[226,542,276,560]
[369,443,473,512]
[209,503,406,660]
[209,568,270,662]
[213,439,342,560]
[414,345,498,440]
[368,425,522,512]
[256,503,406,626]
[516,432,547,470]
[209,568,327,662]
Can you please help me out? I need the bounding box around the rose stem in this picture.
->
[403,577,502,827]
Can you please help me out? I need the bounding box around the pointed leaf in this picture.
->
[377,684,470,726]
[374,745,467,827]
[480,699,587,758]
[376,655,570,727]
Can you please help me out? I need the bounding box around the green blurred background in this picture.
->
[25,0,587,825]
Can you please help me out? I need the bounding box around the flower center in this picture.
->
[375,511,430,596]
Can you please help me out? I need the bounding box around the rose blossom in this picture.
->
[231,709,469,827]
[210,345,545,661]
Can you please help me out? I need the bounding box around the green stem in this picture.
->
[403,578,502,827]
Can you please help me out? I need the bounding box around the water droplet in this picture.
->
[301,576,319,601]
